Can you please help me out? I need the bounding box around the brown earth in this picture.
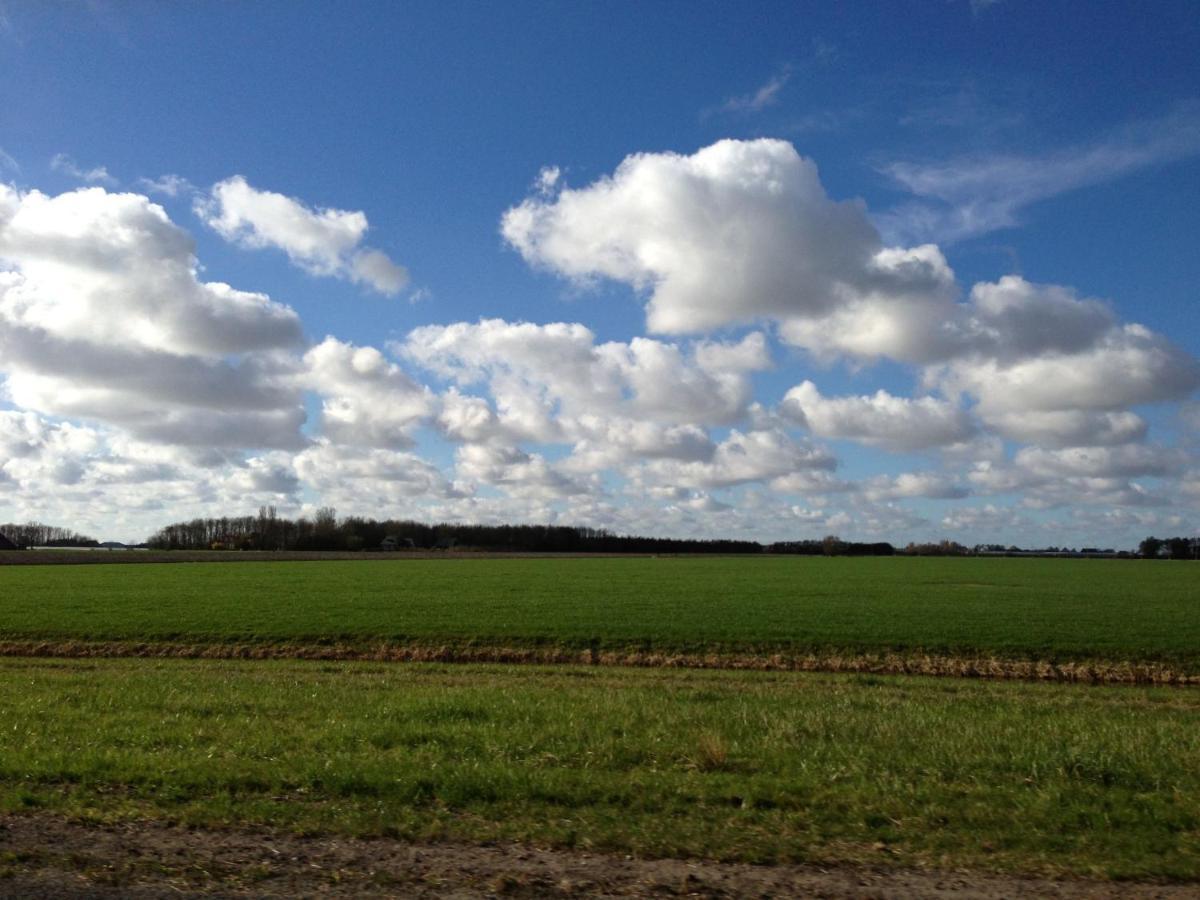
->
[1,638,1196,685]
[1,814,1193,899]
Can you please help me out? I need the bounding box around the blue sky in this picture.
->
[1,0,1198,547]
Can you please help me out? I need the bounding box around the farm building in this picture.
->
[0,532,19,551]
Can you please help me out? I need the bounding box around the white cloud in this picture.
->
[197,176,408,295]
[401,319,760,435]
[863,472,969,501]
[982,410,1147,448]
[693,332,772,373]
[137,174,195,197]
[562,419,715,474]
[780,380,975,451]
[899,276,1196,446]
[301,337,433,449]
[879,103,1200,243]
[1013,444,1186,480]
[293,441,455,511]
[455,442,592,500]
[967,444,1185,511]
[226,455,301,497]
[502,139,924,335]
[0,410,309,541]
[0,147,1196,548]
[937,321,1198,421]
[0,185,308,449]
[768,469,853,496]
[50,153,116,185]
[777,243,960,364]
[939,504,1029,537]
[639,428,835,490]
[500,140,1197,457]
[716,66,792,115]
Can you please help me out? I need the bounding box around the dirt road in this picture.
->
[0,815,1192,899]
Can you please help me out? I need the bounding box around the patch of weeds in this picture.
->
[687,732,733,773]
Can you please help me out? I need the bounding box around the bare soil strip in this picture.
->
[1,814,1193,899]
[0,639,1195,685]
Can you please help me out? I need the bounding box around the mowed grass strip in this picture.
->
[1,658,1198,879]
[1,557,1198,667]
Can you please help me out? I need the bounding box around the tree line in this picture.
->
[0,522,98,549]
[1138,536,1200,560]
[143,508,912,555]
[4,512,1197,558]
[145,507,765,554]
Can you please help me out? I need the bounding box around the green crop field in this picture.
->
[2,556,1198,888]
[1,658,1197,879]
[0,556,1197,669]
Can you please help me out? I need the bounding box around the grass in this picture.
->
[0,657,1197,879]
[0,556,1197,668]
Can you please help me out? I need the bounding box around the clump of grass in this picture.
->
[687,732,732,773]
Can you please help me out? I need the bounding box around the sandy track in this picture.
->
[1,814,1192,899]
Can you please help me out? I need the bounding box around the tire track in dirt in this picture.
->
[0,814,1193,899]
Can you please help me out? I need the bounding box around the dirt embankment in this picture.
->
[0,639,1196,685]
[1,814,1193,899]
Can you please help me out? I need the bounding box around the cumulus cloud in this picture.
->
[1,142,1196,547]
[863,472,969,501]
[292,441,456,514]
[983,410,1147,448]
[502,139,919,334]
[501,141,1195,453]
[785,272,1196,448]
[226,455,301,497]
[401,319,762,438]
[0,410,308,540]
[776,243,960,363]
[455,443,592,500]
[0,185,308,449]
[1012,444,1186,480]
[930,279,1199,434]
[780,380,974,451]
[939,504,1030,536]
[561,419,715,474]
[639,428,835,491]
[966,442,1186,512]
[197,176,408,295]
[300,337,434,449]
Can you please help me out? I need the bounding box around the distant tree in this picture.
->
[821,534,847,556]
[1139,536,1164,559]
[1165,537,1192,561]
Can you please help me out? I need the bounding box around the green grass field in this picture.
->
[1,657,1197,879]
[1,556,1197,668]
[2,556,1198,883]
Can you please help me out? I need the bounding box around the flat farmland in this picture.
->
[2,658,1198,881]
[2,557,1199,892]
[0,556,1197,672]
